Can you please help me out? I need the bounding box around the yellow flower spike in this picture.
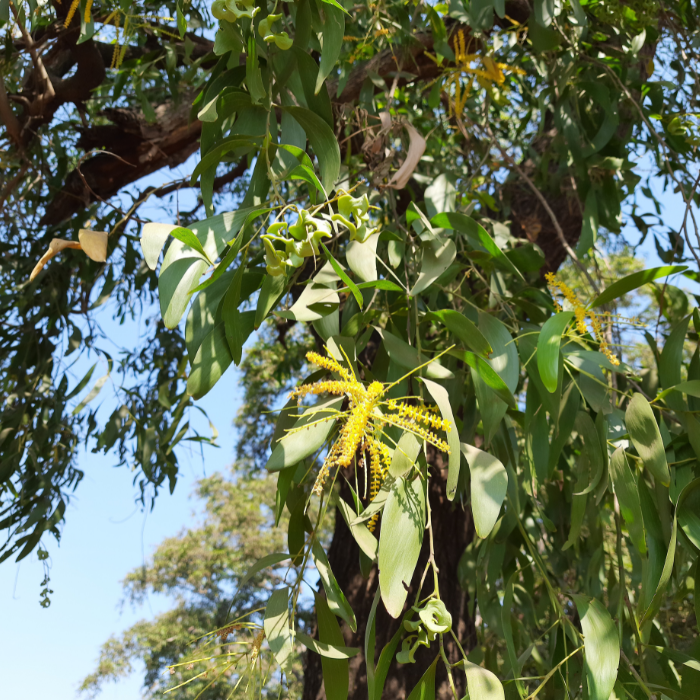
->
[64,0,80,27]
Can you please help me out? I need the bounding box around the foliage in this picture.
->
[4,0,700,698]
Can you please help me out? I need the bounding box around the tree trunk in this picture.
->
[303,467,477,700]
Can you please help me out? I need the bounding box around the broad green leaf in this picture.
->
[429,309,492,358]
[609,447,647,554]
[462,659,505,700]
[315,593,349,700]
[388,431,421,479]
[350,475,395,524]
[422,378,460,500]
[185,270,230,361]
[280,281,340,323]
[141,223,177,270]
[240,552,290,588]
[460,443,508,538]
[315,2,345,94]
[335,497,378,561]
[284,106,340,191]
[677,477,700,551]
[537,312,573,393]
[223,263,248,365]
[378,475,426,618]
[296,630,360,659]
[572,595,620,700]
[255,273,287,329]
[410,237,457,296]
[589,265,688,308]
[431,212,525,282]
[159,207,257,328]
[573,412,604,495]
[472,311,520,445]
[625,393,670,487]
[346,233,380,283]
[406,656,438,700]
[645,645,700,673]
[187,321,232,398]
[265,397,343,471]
[379,329,454,380]
[321,243,363,309]
[264,588,294,674]
[312,540,357,632]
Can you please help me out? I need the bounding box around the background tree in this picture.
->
[3,0,700,699]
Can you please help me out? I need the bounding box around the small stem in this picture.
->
[621,650,654,699]
[440,634,459,700]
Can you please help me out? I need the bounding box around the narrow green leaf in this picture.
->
[378,475,426,618]
[312,540,357,632]
[677,477,700,551]
[573,412,605,496]
[169,226,213,264]
[654,379,700,403]
[365,588,381,700]
[72,370,110,415]
[321,242,363,309]
[572,595,620,700]
[264,588,294,674]
[223,263,248,365]
[335,497,378,561]
[625,393,670,487]
[449,349,516,408]
[609,447,647,554]
[590,265,689,309]
[502,572,526,699]
[537,312,574,393]
[460,443,508,538]
[265,397,343,471]
[429,309,492,357]
[191,135,260,184]
[406,656,438,700]
[296,630,360,659]
[66,362,97,400]
[639,514,677,627]
[422,378,460,500]
[315,593,349,700]
[315,2,345,94]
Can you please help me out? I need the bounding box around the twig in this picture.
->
[0,80,23,149]
[9,0,56,103]
[0,163,29,212]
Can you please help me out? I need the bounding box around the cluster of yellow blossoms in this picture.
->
[545,273,620,366]
[289,351,452,530]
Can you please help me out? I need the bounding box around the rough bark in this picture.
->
[303,464,477,700]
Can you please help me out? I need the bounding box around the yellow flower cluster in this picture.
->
[292,351,452,509]
[367,435,391,532]
[545,273,620,366]
[387,401,452,433]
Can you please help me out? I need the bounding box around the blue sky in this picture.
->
[1,155,698,699]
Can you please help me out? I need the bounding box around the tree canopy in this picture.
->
[3,0,700,698]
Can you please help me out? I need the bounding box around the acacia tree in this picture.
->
[3,0,700,699]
